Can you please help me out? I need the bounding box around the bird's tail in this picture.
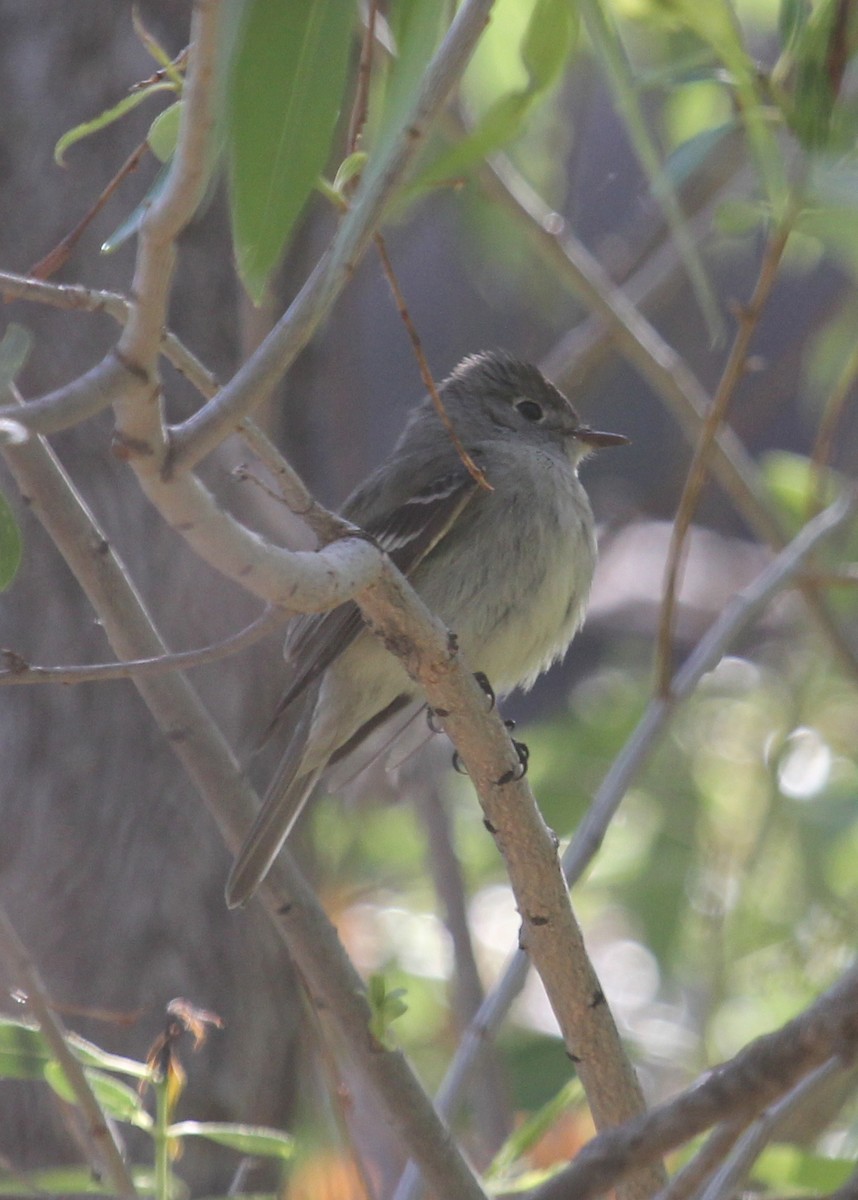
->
[226,732,322,907]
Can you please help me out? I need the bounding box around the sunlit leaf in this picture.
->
[413,0,577,191]
[168,1120,295,1158]
[226,1,355,303]
[760,450,839,524]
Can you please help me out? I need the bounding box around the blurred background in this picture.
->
[0,1,856,1195]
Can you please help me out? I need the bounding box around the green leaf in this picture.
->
[64,1034,149,1079]
[412,0,577,192]
[520,0,579,90]
[0,490,22,592]
[369,0,448,163]
[367,974,409,1048]
[226,1,355,303]
[0,1017,149,1082]
[0,1163,154,1195]
[101,162,172,255]
[578,0,725,341]
[755,1144,854,1192]
[54,84,176,165]
[760,450,841,528]
[44,1061,152,1129]
[785,0,858,151]
[486,1078,585,1181]
[331,150,369,197]
[147,100,183,163]
[779,0,811,50]
[0,322,32,398]
[0,1019,50,1079]
[168,1120,295,1159]
[713,197,769,236]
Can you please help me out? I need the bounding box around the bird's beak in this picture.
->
[574,426,630,448]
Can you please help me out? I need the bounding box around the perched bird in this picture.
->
[226,351,627,906]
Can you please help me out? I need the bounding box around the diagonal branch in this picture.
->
[657,202,799,694]
[530,963,858,1200]
[0,905,137,1197]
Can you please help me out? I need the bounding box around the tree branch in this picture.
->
[657,201,798,693]
[0,905,137,1197]
[530,964,858,1200]
[0,606,285,686]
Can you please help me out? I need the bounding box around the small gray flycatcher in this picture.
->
[226,350,628,906]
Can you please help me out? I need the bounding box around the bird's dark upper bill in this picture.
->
[575,426,630,448]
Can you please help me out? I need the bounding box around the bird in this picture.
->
[226,350,628,906]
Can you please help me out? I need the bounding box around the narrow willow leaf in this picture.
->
[0,323,32,397]
[579,0,725,341]
[168,1120,295,1158]
[227,1,355,303]
[101,162,171,254]
[486,1078,585,1180]
[411,0,577,192]
[54,83,175,165]
[371,0,448,160]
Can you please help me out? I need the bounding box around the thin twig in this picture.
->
[28,140,150,280]
[809,338,858,517]
[347,0,379,155]
[0,606,286,686]
[374,232,490,489]
[0,905,137,1197]
[657,204,798,695]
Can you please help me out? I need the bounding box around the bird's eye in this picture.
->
[515,398,544,422]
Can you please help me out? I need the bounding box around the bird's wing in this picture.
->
[260,469,479,738]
